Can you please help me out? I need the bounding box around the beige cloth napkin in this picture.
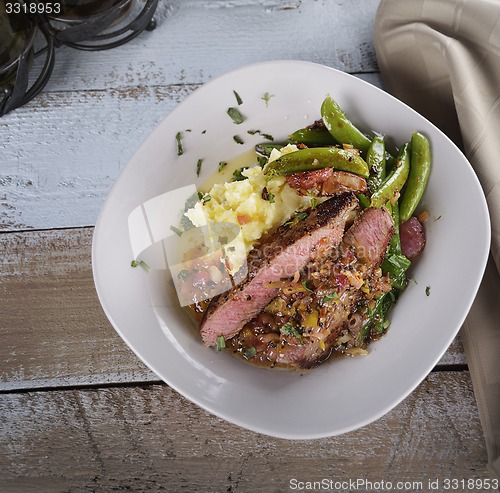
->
[374,0,500,479]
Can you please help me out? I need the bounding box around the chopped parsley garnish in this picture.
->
[262,92,274,107]
[244,346,257,359]
[131,260,150,271]
[246,129,274,141]
[216,335,226,352]
[232,167,248,181]
[301,280,313,292]
[196,158,203,177]
[285,211,309,226]
[257,155,268,167]
[233,90,243,105]
[261,187,275,203]
[170,225,183,236]
[425,286,431,296]
[310,197,318,209]
[227,107,246,124]
[180,193,199,231]
[181,214,195,231]
[218,161,228,172]
[322,292,338,304]
[201,193,211,204]
[233,135,244,145]
[175,132,183,155]
[280,322,303,343]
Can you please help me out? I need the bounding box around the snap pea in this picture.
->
[264,147,370,178]
[386,201,402,255]
[320,95,372,154]
[366,135,386,192]
[370,142,410,208]
[399,132,431,223]
[356,193,371,209]
[288,126,337,147]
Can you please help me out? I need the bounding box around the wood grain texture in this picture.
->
[0,372,492,492]
[0,0,492,486]
[35,0,380,93]
[1,0,383,233]
[1,74,382,232]
[0,84,196,232]
[0,228,157,391]
[0,227,466,392]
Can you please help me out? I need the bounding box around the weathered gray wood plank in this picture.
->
[34,0,380,93]
[0,228,157,391]
[0,227,466,392]
[0,372,492,492]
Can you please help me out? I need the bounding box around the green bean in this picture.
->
[399,132,431,223]
[288,126,337,147]
[370,142,410,208]
[320,95,372,154]
[366,135,386,192]
[264,147,369,177]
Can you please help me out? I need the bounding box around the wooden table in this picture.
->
[1,1,495,490]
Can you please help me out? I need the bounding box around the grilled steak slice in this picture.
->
[229,207,394,369]
[341,206,394,265]
[200,192,359,347]
[286,169,367,196]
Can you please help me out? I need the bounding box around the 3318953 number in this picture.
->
[443,478,499,490]
[5,2,62,15]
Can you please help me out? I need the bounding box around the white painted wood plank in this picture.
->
[32,0,381,93]
[1,74,383,232]
[1,85,194,231]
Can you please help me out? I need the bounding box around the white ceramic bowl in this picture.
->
[92,61,490,438]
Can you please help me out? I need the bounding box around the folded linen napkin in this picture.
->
[374,0,500,479]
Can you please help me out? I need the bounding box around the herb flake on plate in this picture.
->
[233,90,243,105]
[216,335,226,352]
[262,92,274,107]
[227,107,246,124]
[175,131,183,155]
[196,159,203,177]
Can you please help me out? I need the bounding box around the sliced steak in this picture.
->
[341,206,394,265]
[230,206,394,369]
[200,192,359,347]
[286,168,367,196]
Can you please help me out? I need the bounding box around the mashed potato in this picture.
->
[185,146,313,252]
